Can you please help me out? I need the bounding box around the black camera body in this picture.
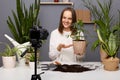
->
[30,25,49,47]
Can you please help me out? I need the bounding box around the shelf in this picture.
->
[40,2,74,6]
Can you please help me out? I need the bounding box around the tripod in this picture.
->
[29,25,49,80]
[31,45,43,80]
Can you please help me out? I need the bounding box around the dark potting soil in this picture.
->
[53,64,94,72]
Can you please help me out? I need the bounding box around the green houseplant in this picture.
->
[83,0,120,71]
[71,20,85,40]
[7,0,40,44]
[6,0,41,65]
[25,46,40,63]
[71,20,87,55]
[25,47,40,68]
[0,42,21,68]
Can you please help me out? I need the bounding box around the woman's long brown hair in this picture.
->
[58,7,76,34]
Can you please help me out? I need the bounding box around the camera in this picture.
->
[30,25,49,47]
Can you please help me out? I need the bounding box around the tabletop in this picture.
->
[0,61,120,80]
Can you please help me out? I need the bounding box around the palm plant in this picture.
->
[7,0,40,44]
[82,0,120,58]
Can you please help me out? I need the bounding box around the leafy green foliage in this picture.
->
[71,20,85,41]
[83,0,120,57]
[97,29,119,57]
[27,46,34,53]
[7,0,40,44]
[0,43,20,56]
[27,53,35,62]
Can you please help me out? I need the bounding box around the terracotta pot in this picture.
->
[2,56,16,69]
[103,57,119,71]
[100,47,108,62]
[73,40,86,55]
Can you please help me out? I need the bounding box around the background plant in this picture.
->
[82,0,120,57]
[0,42,20,56]
[7,0,40,44]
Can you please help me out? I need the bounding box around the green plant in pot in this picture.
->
[7,0,40,44]
[71,20,87,55]
[82,0,113,61]
[6,0,40,63]
[25,47,40,68]
[0,42,21,68]
[83,0,120,71]
[25,46,40,64]
[97,24,120,71]
[25,52,35,68]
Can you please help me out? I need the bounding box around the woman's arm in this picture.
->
[49,30,61,60]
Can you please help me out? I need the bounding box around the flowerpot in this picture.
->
[2,56,16,69]
[73,40,86,55]
[25,52,39,65]
[103,57,119,71]
[100,47,108,62]
[29,62,34,69]
[29,61,40,70]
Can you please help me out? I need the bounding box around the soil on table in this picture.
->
[53,64,94,72]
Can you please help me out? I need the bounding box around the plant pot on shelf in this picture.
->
[102,57,119,71]
[2,56,16,69]
[73,40,87,55]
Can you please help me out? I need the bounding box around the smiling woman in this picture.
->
[49,7,85,62]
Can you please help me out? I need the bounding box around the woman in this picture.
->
[49,7,85,62]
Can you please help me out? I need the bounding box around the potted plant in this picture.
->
[71,20,87,55]
[25,47,40,68]
[0,42,21,68]
[7,0,40,44]
[83,0,120,71]
[97,28,120,71]
[24,46,34,65]
[26,53,35,69]
[6,0,40,64]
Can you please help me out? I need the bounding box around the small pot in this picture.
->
[29,62,34,69]
[103,57,119,71]
[73,40,86,55]
[2,56,16,69]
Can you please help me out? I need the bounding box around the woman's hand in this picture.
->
[57,44,73,51]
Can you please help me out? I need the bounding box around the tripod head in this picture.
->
[29,25,49,48]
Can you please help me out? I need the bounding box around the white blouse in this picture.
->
[49,28,85,62]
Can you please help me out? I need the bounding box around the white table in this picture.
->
[0,61,120,80]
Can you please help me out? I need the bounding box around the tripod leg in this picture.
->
[31,75,41,80]
[31,75,36,80]
[37,75,41,80]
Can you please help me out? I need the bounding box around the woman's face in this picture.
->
[62,10,72,31]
